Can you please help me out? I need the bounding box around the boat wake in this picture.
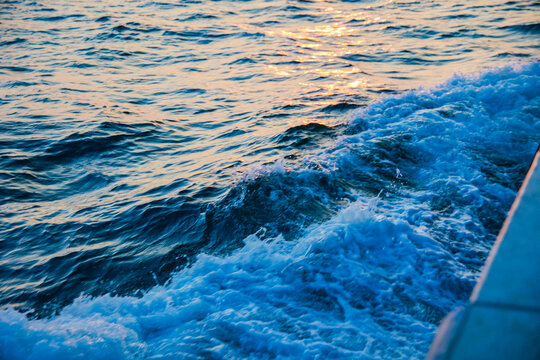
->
[1,63,539,360]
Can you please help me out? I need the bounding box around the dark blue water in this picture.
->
[1,0,539,359]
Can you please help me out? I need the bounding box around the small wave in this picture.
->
[431,14,477,20]
[495,51,531,58]
[274,122,340,151]
[320,102,365,112]
[0,38,26,47]
[32,14,85,22]
[0,66,33,73]
[500,23,540,34]
[95,16,110,22]
[177,13,219,22]
[94,23,162,41]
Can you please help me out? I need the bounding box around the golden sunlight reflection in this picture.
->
[259,4,387,105]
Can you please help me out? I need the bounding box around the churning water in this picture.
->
[0,0,539,359]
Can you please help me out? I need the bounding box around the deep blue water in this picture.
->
[0,0,539,359]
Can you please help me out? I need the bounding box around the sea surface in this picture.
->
[0,0,539,359]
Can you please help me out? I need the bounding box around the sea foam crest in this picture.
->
[1,63,539,360]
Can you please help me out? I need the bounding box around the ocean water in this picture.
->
[0,0,539,359]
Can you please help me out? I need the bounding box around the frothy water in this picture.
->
[1,0,539,359]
